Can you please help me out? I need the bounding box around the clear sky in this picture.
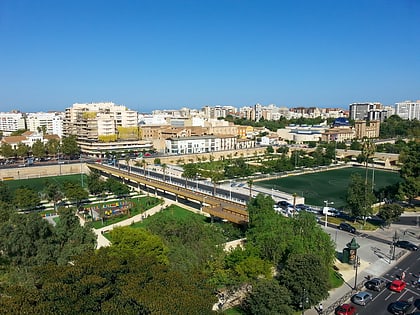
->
[1,0,419,113]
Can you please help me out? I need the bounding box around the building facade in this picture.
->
[0,112,26,133]
[395,100,420,120]
[26,112,64,137]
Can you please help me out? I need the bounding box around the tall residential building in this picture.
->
[395,100,420,120]
[349,102,383,121]
[26,112,64,137]
[63,102,152,157]
[0,112,26,133]
[63,102,138,141]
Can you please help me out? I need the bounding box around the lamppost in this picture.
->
[80,155,84,187]
[353,255,361,290]
[324,200,334,228]
[391,231,399,261]
[300,288,308,315]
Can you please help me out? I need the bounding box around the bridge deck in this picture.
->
[88,163,249,224]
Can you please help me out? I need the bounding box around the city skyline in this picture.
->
[1,0,419,113]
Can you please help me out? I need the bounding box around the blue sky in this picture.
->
[1,0,419,113]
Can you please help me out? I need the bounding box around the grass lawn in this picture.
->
[129,204,207,229]
[256,167,401,208]
[3,174,87,192]
[90,196,162,229]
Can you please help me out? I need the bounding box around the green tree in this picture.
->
[378,204,403,227]
[247,179,254,199]
[0,212,55,266]
[182,163,198,188]
[0,143,14,160]
[0,182,13,203]
[54,207,96,265]
[31,139,46,159]
[109,227,169,265]
[242,279,293,315]
[86,169,106,195]
[278,253,329,309]
[210,171,224,196]
[265,145,274,154]
[398,141,420,204]
[16,143,29,163]
[346,173,376,221]
[106,178,130,197]
[46,138,60,158]
[161,163,167,181]
[63,181,88,209]
[61,135,79,159]
[44,181,64,211]
[13,187,41,211]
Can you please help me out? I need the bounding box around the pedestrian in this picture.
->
[319,303,323,314]
[401,271,406,280]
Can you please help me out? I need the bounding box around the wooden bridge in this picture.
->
[88,163,249,224]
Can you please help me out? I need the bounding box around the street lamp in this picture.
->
[299,288,308,315]
[324,200,334,228]
[391,231,399,261]
[353,255,361,290]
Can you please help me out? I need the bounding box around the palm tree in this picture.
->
[125,156,130,173]
[161,163,167,181]
[247,179,254,199]
[210,172,224,196]
[182,164,197,188]
[361,139,376,224]
[139,159,147,176]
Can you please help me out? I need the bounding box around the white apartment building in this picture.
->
[165,135,238,155]
[395,100,420,120]
[0,112,26,133]
[26,112,64,137]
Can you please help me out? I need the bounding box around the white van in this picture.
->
[322,207,339,217]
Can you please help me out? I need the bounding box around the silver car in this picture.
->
[352,291,373,306]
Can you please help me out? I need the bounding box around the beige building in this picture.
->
[354,120,380,139]
[321,127,355,142]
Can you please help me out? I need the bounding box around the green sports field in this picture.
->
[3,174,87,193]
[256,167,401,208]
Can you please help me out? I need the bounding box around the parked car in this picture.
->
[365,277,387,291]
[338,222,356,234]
[389,279,406,292]
[395,241,418,251]
[388,301,412,315]
[351,292,372,306]
[278,200,292,210]
[335,303,357,315]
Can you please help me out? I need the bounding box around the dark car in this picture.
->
[388,301,412,315]
[278,200,293,210]
[395,241,418,251]
[338,222,356,234]
[365,277,387,291]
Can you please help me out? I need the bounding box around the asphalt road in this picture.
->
[349,250,420,315]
